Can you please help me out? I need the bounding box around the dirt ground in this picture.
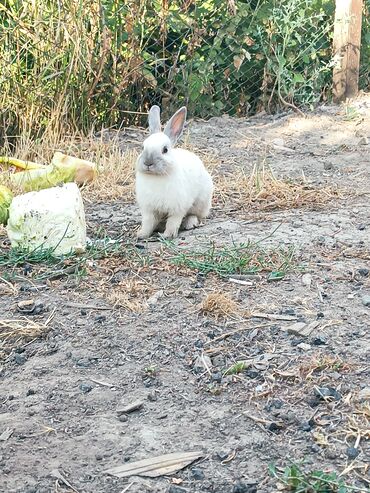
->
[1,96,369,493]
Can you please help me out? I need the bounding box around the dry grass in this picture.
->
[0,278,18,296]
[2,133,339,212]
[299,355,351,380]
[0,315,53,361]
[200,292,242,320]
[106,278,155,312]
[214,161,340,211]
[0,132,136,202]
[185,145,340,212]
[84,144,136,203]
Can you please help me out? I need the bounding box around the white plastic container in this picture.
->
[7,183,86,255]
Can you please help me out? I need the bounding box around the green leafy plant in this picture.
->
[224,361,249,376]
[269,463,365,492]
[1,0,368,142]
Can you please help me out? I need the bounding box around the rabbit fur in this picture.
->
[135,105,213,239]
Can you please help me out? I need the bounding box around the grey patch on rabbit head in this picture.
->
[136,133,173,175]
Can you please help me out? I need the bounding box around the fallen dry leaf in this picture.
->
[104,451,204,478]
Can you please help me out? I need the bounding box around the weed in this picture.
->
[168,240,296,279]
[224,361,249,376]
[343,106,361,122]
[269,463,365,492]
[144,365,158,377]
[0,238,150,282]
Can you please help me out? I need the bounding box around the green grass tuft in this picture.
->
[166,240,296,279]
[224,361,249,376]
[269,463,365,492]
[0,238,150,281]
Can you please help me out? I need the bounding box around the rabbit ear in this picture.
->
[148,105,161,134]
[164,107,187,144]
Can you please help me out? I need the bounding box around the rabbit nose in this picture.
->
[146,162,153,167]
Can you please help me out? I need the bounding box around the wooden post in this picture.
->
[333,0,363,102]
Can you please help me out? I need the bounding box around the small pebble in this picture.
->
[76,358,92,368]
[300,421,312,432]
[326,449,339,460]
[307,396,320,408]
[357,224,366,231]
[216,450,229,461]
[314,387,341,401]
[361,295,370,307]
[245,369,260,379]
[297,342,311,351]
[346,447,360,460]
[324,162,334,171]
[191,467,205,480]
[118,414,128,422]
[358,268,369,277]
[212,355,225,367]
[233,481,251,493]
[79,383,93,394]
[14,353,26,365]
[147,390,157,402]
[265,399,283,411]
[267,421,284,432]
[312,336,327,346]
[211,372,222,383]
[26,389,36,396]
[280,308,296,316]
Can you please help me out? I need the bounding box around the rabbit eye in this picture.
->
[162,146,168,154]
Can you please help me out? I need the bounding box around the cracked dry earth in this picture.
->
[1,96,370,493]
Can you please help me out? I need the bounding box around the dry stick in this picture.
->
[120,483,134,493]
[240,413,270,433]
[204,323,273,346]
[90,378,115,388]
[63,302,111,311]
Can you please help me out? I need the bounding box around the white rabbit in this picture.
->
[135,105,213,239]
